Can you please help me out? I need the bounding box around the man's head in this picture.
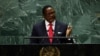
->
[42,5,56,23]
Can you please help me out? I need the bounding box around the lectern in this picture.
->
[0,36,100,56]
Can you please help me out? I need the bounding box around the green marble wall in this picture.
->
[0,0,100,44]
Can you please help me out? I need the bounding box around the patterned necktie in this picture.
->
[48,23,53,44]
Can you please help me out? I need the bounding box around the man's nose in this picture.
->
[50,14,54,17]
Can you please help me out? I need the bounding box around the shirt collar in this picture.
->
[45,20,56,26]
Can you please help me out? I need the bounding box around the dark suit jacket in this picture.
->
[31,20,68,44]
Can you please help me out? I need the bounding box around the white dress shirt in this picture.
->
[45,20,56,35]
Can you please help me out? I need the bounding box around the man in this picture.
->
[31,5,72,44]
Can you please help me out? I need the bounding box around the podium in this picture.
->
[0,36,100,56]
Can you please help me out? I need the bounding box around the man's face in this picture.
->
[44,7,56,23]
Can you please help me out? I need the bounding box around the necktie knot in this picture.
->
[49,23,52,26]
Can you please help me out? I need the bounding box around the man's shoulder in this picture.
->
[33,20,44,27]
[56,20,67,26]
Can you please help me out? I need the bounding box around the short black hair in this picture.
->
[42,5,53,15]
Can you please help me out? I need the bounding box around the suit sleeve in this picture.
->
[30,25,38,44]
[31,25,38,36]
[62,24,68,36]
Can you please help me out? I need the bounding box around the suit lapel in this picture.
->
[41,20,48,36]
[54,21,60,36]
